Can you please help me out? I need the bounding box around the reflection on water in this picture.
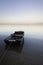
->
[0,25,43,65]
[0,25,43,39]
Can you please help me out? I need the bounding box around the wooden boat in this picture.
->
[5,38,24,53]
[4,31,24,45]
[11,31,24,37]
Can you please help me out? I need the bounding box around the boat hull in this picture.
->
[4,31,24,45]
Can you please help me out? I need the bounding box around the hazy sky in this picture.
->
[0,0,43,24]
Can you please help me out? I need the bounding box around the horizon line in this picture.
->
[0,23,43,25]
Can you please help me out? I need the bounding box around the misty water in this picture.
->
[0,25,43,65]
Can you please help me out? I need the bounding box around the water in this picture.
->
[0,25,43,65]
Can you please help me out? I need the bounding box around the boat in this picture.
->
[5,38,24,53]
[11,31,24,37]
[4,31,24,45]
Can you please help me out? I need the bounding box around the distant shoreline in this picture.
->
[0,24,43,25]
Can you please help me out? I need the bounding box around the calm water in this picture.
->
[0,25,43,65]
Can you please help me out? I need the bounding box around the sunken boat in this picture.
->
[4,31,24,45]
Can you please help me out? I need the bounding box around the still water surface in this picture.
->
[0,25,43,65]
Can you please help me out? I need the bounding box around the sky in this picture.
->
[0,0,43,24]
